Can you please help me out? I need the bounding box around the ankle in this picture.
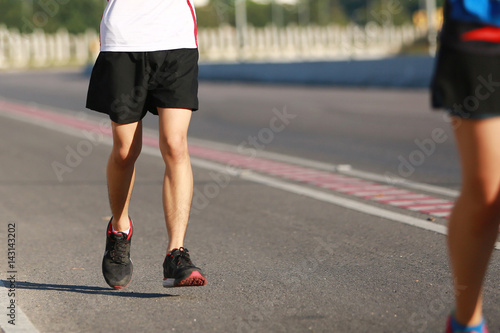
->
[111,216,131,233]
[167,243,184,254]
[454,308,484,327]
[449,312,487,333]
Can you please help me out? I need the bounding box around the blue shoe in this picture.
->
[446,313,489,333]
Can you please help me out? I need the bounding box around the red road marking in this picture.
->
[0,98,454,219]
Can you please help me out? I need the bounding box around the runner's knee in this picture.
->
[111,142,142,167]
[159,135,189,163]
[459,182,500,229]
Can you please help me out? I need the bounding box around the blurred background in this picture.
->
[0,0,444,69]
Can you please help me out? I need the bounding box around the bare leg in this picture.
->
[107,120,142,231]
[157,108,193,252]
[448,117,500,326]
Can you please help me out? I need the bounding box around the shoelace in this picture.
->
[174,247,193,266]
[110,234,129,265]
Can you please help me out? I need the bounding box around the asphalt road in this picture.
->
[0,68,460,187]
[0,68,498,333]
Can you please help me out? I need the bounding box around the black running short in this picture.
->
[431,1,500,119]
[86,49,199,124]
[431,44,500,119]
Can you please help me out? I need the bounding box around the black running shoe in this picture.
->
[163,247,206,288]
[102,218,133,289]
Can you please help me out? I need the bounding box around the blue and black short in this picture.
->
[431,44,500,120]
[431,3,500,119]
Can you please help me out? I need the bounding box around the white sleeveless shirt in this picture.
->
[100,0,198,52]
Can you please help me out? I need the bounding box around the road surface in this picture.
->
[0,68,498,333]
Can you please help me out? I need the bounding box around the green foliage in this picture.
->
[0,0,104,33]
[247,1,271,27]
[39,0,105,33]
[197,0,235,27]
[0,0,443,33]
[0,0,24,29]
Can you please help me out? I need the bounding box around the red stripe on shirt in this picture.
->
[461,26,500,43]
[186,0,198,48]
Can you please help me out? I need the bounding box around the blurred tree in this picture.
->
[0,0,104,33]
[0,0,24,29]
[200,0,235,26]
[310,0,349,26]
[0,0,446,32]
[40,0,104,33]
[196,2,226,27]
[247,1,271,27]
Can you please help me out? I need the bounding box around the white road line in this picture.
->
[0,97,460,200]
[0,92,489,333]
[0,280,40,333]
[340,168,460,198]
[407,205,453,211]
[188,137,339,172]
[189,137,461,199]
[187,157,462,239]
[0,105,498,252]
[0,101,498,331]
[432,212,451,217]
[390,199,449,206]
[238,171,500,251]
[371,191,417,198]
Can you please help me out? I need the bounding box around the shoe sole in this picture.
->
[110,270,133,290]
[163,270,207,288]
[103,259,134,290]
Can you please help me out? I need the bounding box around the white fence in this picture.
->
[0,27,98,69]
[0,24,427,69]
[199,23,427,61]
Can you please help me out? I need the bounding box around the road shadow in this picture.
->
[4,280,176,298]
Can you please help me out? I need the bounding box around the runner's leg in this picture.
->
[107,120,143,231]
[157,108,193,252]
[448,117,500,326]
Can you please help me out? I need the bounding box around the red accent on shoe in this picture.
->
[110,276,132,290]
[174,271,207,287]
[446,316,452,333]
[462,26,500,43]
[109,218,133,240]
[107,221,113,236]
